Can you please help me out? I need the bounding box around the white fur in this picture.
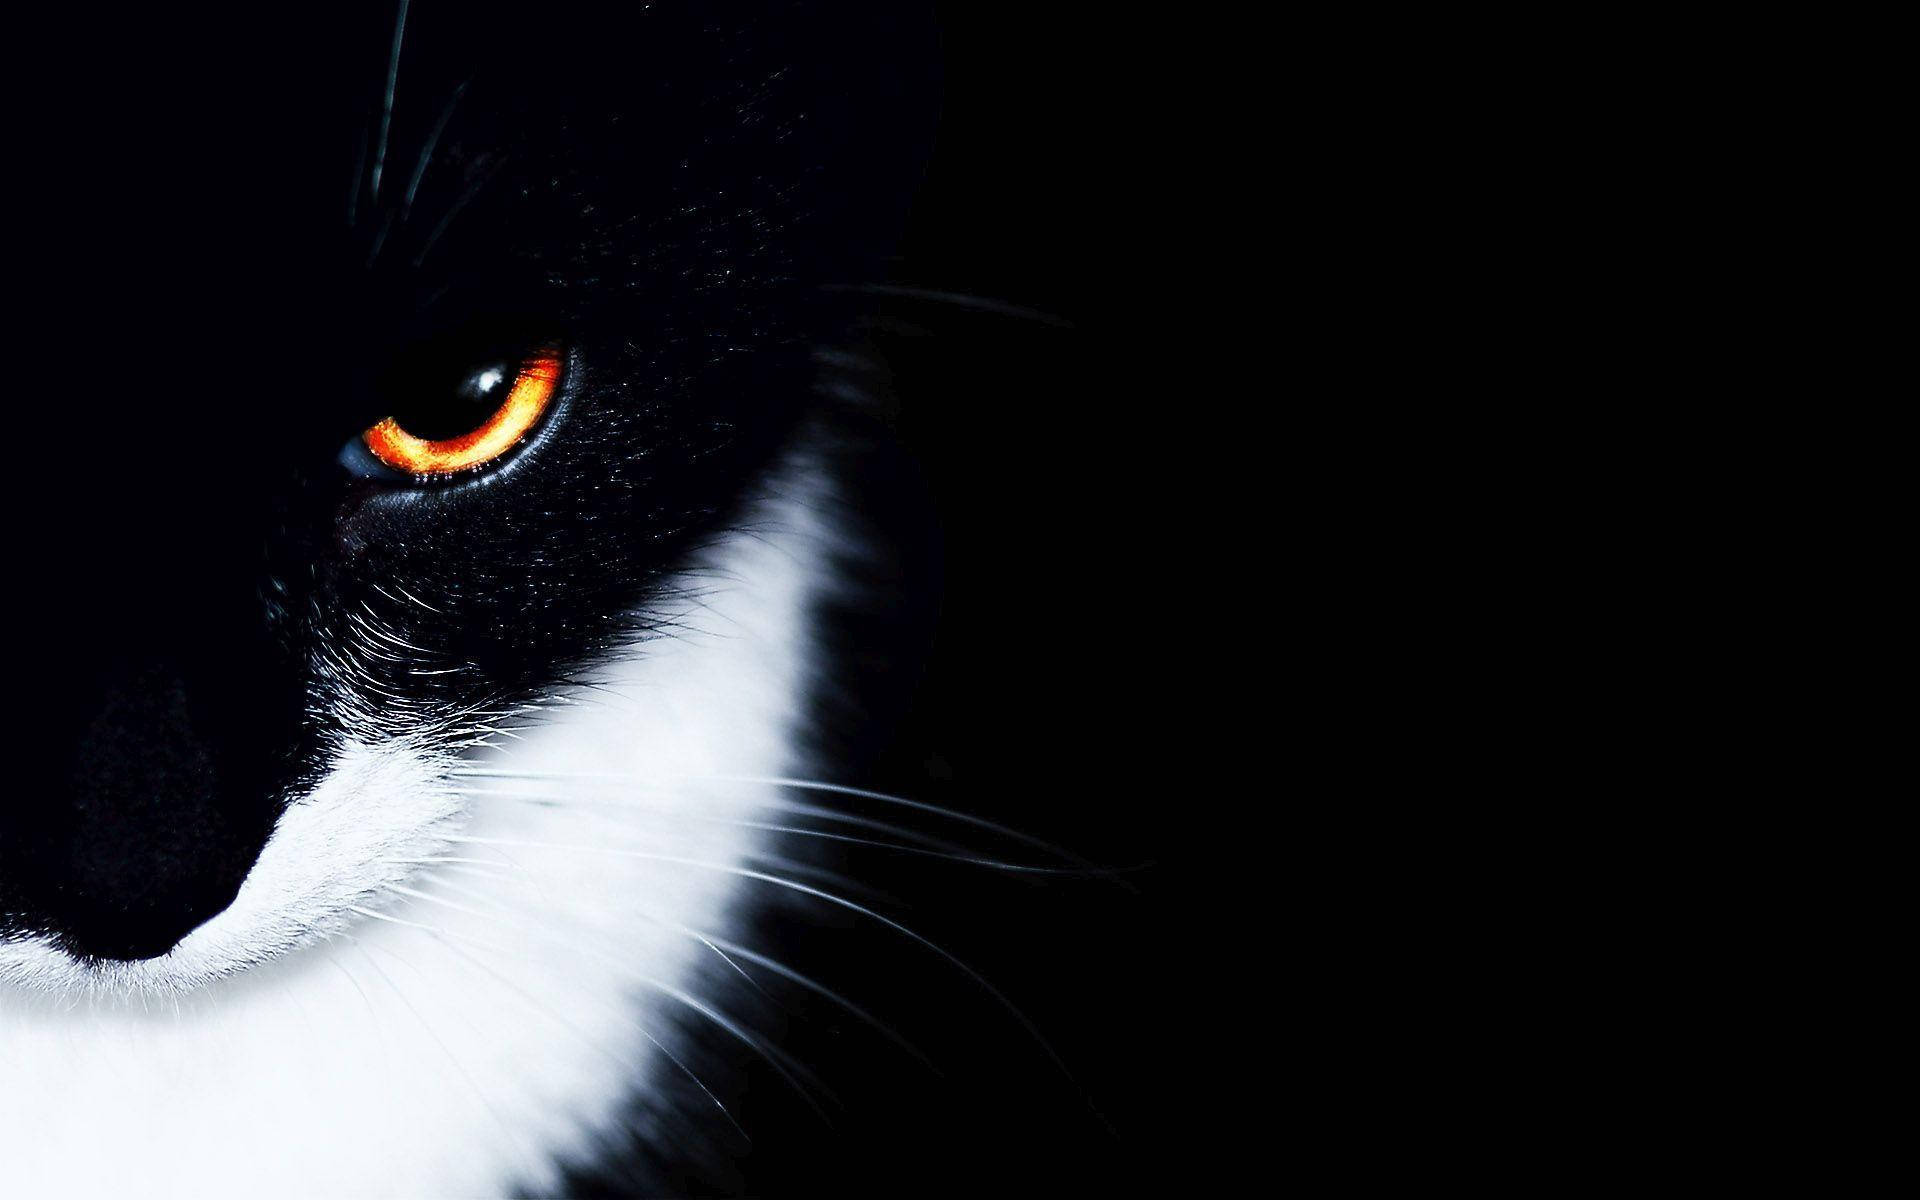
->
[0,452,836,1197]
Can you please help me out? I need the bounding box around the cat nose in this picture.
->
[0,360,324,959]
[25,664,273,963]
[6,442,311,960]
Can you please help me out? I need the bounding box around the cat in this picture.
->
[0,2,1148,1195]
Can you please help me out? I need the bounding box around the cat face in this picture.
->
[0,8,1169,1196]
[0,0,932,976]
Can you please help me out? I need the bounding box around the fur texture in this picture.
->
[0,447,836,1196]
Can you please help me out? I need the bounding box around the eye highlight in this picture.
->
[363,352,562,477]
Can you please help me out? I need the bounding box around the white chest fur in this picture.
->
[0,455,835,1197]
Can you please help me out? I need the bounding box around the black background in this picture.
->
[718,6,1184,1197]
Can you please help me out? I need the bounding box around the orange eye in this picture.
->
[363,353,562,477]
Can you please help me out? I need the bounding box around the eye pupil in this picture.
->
[391,359,515,441]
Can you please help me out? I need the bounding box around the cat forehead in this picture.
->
[0,1,929,488]
[11,3,931,275]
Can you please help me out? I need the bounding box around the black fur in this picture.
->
[0,4,1168,1194]
[1,0,935,961]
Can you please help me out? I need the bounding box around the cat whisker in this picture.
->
[425,861,540,893]
[370,0,411,201]
[646,977,836,1122]
[372,881,831,1123]
[364,207,397,268]
[687,930,771,1001]
[349,938,527,1154]
[403,868,929,1072]
[402,78,469,219]
[384,882,510,924]
[323,954,389,1062]
[411,870,528,910]
[725,775,1101,868]
[417,925,749,1145]
[698,934,938,1073]
[360,898,756,1144]
[822,282,1074,328]
[505,825,887,903]
[455,788,1118,875]
[435,836,1083,1105]
[379,854,524,874]
[347,903,445,935]
[448,769,1094,867]
[412,155,507,268]
[456,783,998,854]
[347,124,369,227]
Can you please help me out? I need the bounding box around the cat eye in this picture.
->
[361,350,562,478]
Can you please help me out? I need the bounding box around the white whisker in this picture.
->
[452,787,1105,873]
[700,935,936,1071]
[418,926,748,1144]
[370,0,410,200]
[377,880,829,1120]
[438,836,1079,1091]
[448,768,1092,866]
[350,939,524,1153]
